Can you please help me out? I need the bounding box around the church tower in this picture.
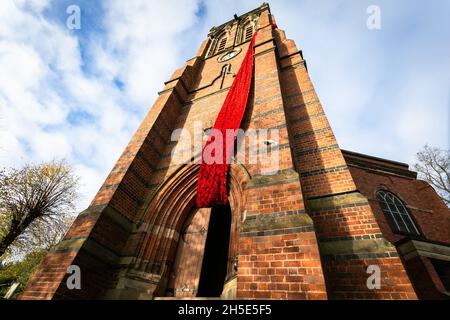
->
[21,3,417,300]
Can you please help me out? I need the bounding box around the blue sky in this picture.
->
[0,0,449,211]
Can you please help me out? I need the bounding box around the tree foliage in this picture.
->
[0,160,78,259]
[0,249,48,299]
[414,145,450,207]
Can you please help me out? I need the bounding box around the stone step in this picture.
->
[154,297,221,300]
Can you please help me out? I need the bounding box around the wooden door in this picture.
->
[166,208,211,297]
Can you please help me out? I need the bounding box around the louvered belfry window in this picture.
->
[245,25,253,41]
[217,37,227,53]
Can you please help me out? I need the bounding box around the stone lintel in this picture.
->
[79,204,134,233]
[240,212,315,238]
[307,191,369,212]
[319,237,397,258]
[241,212,313,233]
[51,236,120,266]
[247,168,299,189]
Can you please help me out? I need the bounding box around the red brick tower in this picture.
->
[21,3,418,300]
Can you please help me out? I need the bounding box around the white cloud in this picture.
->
[74,163,104,210]
[0,0,448,213]
[14,0,51,12]
[29,131,72,161]
[0,0,202,212]
[270,0,450,165]
[100,0,202,107]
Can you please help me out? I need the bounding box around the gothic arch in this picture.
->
[236,14,259,44]
[207,28,231,57]
[129,163,249,294]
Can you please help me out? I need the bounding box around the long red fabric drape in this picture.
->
[196,24,277,208]
[195,30,259,208]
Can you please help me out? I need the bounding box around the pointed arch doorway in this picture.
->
[166,204,233,298]
[124,164,248,300]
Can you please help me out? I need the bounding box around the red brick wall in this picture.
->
[346,161,450,299]
[238,231,327,300]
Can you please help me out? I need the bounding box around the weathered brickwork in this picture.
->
[344,150,450,299]
[21,4,449,300]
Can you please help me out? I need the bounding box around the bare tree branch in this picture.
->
[414,145,450,207]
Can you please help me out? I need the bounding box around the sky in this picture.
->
[0,0,449,211]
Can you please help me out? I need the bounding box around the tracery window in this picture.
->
[217,37,227,52]
[376,190,420,236]
[206,33,228,57]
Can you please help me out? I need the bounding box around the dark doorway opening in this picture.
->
[431,258,450,292]
[197,205,231,297]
